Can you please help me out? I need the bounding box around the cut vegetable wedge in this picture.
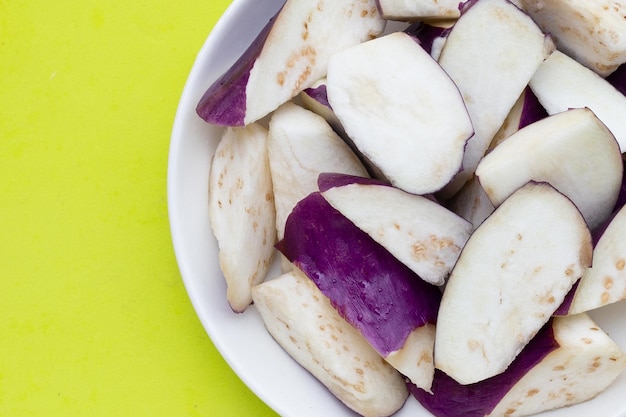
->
[278,192,442,390]
[518,0,626,76]
[476,108,623,230]
[530,50,626,152]
[319,173,472,286]
[436,0,554,197]
[412,314,626,417]
[268,102,368,240]
[327,31,473,195]
[252,270,409,417]
[196,0,386,126]
[208,124,276,312]
[435,182,592,384]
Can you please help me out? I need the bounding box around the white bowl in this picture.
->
[167,1,626,415]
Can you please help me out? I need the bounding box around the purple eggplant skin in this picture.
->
[410,320,559,417]
[276,192,442,356]
[195,13,279,126]
[302,83,332,109]
[459,0,481,14]
[404,22,449,55]
[519,86,548,129]
[317,172,390,192]
[553,280,579,316]
[606,63,626,96]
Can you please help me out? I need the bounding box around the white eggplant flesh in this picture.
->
[436,0,555,198]
[385,324,436,393]
[327,31,473,195]
[445,176,495,231]
[488,314,626,417]
[321,181,472,286]
[518,0,626,76]
[196,0,386,126]
[476,108,623,230]
[376,0,461,21]
[435,182,593,385]
[267,102,368,240]
[568,206,626,315]
[252,270,409,417]
[208,124,277,312]
[530,50,626,153]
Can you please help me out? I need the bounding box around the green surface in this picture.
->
[0,1,277,415]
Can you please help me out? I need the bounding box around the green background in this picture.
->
[1,1,277,415]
